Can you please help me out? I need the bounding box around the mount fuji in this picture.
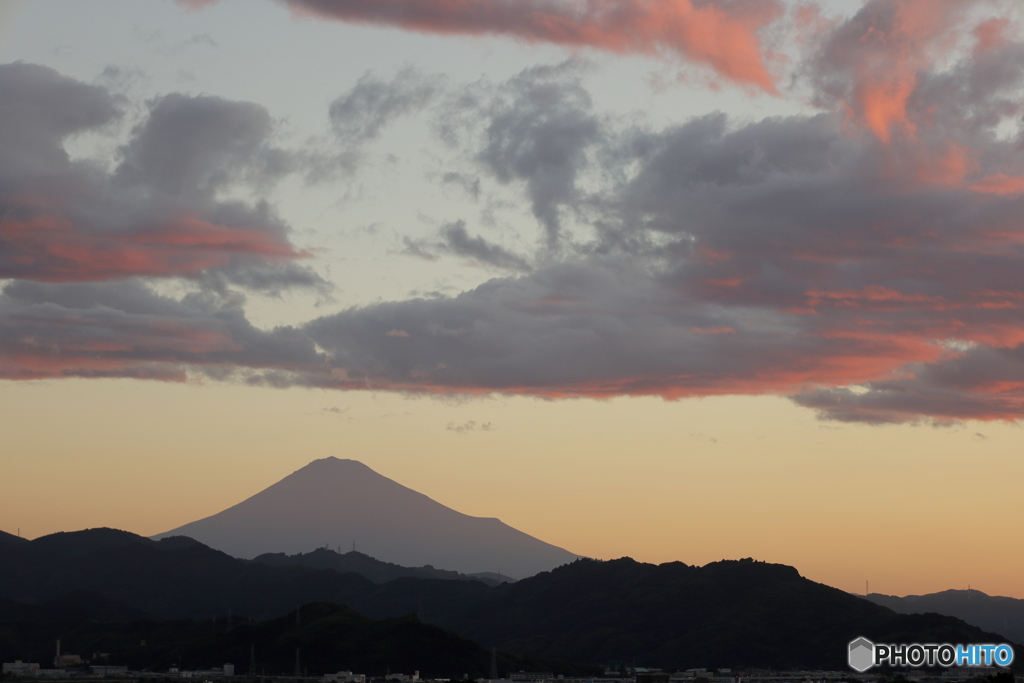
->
[154,457,580,578]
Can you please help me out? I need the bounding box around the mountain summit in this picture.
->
[154,457,579,578]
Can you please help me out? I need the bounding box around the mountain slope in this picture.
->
[0,528,376,620]
[341,557,1020,671]
[0,530,1015,670]
[253,547,508,586]
[154,457,579,577]
[0,597,597,678]
[866,589,1024,644]
[0,529,28,544]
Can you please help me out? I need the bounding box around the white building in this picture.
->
[385,673,420,683]
[3,661,40,676]
[323,672,366,683]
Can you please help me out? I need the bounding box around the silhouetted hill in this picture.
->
[341,558,1021,671]
[28,527,152,555]
[0,528,375,619]
[0,598,595,678]
[154,457,579,577]
[467,572,516,585]
[0,590,147,623]
[253,547,507,586]
[0,529,27,544]
[0,530,1015,670]
[866,589,1024,644]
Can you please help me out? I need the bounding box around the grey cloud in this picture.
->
[301,258,822,395]
[116,93,292,200]
[400,235,441,262]
[0,279,325,382]
[12,14,1024,428]
[308,68,444,178]
[0,63,326,295]
[793,345,1024,425]
[402,221,532,272]
[330,68,442,143]
[472,62,600,249]
[291,38,1024,423]
[439,221,532,272]
[199,258,331,298]
[0,62,121,180]
[447,420,493,433]
[440,172,481,201]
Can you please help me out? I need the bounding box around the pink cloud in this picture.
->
[811,0,976,143]
[0,211,307,283]
[183,0,784,92]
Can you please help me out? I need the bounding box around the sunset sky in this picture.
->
[3,0,1024,598]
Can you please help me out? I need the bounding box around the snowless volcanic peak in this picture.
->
[154,457,580,578]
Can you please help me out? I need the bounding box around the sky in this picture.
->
[2,0,1024,598]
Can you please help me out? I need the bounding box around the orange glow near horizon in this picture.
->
[3,378,1024,599]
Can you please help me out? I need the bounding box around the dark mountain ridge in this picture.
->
[0,528,374,618]
[866,589,1024,645]
[345,556,1021,671]
[253,547,509,586]
[0,528,1016,671]
[0,596,595,678]
[0,529,28,544]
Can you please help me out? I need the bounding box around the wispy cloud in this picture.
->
[447,420,494,433]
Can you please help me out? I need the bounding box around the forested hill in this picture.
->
[1,529,1016,671]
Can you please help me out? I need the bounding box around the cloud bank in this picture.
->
[7,0,1024,425]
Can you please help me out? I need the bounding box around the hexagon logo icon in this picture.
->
[848,637,875,672]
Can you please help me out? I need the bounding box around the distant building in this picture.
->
[324,672,366,683]
[91,665,129,675]
[384,673,419,683]
[36,669,65,678]
[636,674,670,683]
[510,672,554,682]
[53,639,82,669]
[3,661,40,676]
[170,665,238,678]
[1,663,66,679]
